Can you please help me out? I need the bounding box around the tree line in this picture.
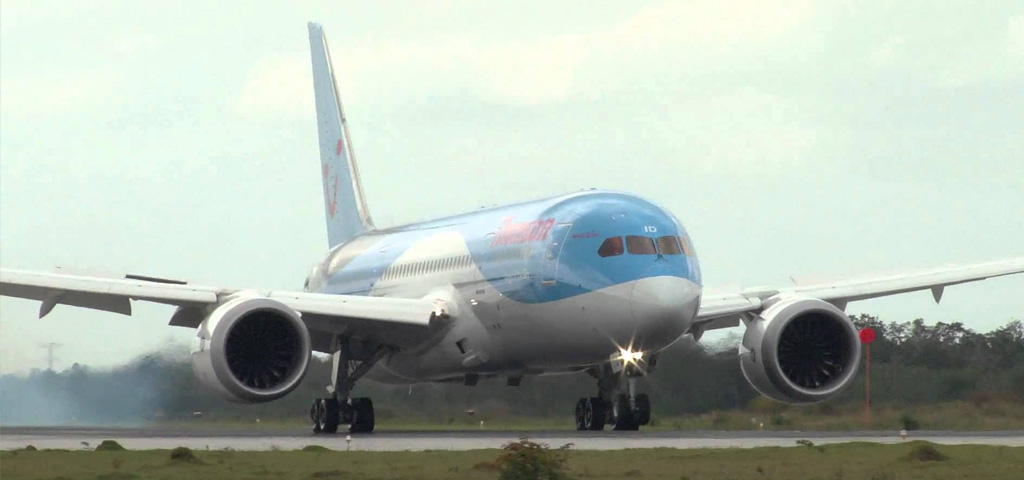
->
[1,316,1021,425]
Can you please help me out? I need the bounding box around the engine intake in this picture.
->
[739,296,860,404]
[191,294,312,403]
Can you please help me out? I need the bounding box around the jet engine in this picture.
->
[190,294,312,403]
[739,296,861,404]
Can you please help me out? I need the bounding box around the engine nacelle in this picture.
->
[739,295,861,404]
[190,294,312,403]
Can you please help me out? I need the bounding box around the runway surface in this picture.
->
[3,427,1023,451]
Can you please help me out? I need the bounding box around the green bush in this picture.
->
[94,440,125,452]
[170,446,197,462]
[496,437,573,480]
[906,443,948,462]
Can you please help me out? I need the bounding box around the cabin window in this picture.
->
[598,237,624,257]
[657,236,682,255]
[626,235,657,255]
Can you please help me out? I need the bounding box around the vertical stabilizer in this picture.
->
[308,22,374,247]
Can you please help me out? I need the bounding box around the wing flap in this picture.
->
[695,291,761,319]
[781,258,1024,304]
[1,268,436,347]
[693,257,1024,330]
[267,291,433,328]
[1,269,219,305]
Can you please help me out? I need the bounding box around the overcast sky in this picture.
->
[2,1,1022,374]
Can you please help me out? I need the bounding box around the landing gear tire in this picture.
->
[574,398,587,431]
[583,397,606,431]
[612,394,639,431]
[310,399,323,433]
[350,397,375,433]
[311,398,341,434]
[320,398,340,433]
[635,394,651,426]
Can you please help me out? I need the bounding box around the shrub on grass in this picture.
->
[496,437,573,480]
[906,443,948,462]
[302,445,331,452]
[94,440,126,451]
[170,446,197,462]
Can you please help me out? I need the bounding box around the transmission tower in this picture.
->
[40,342,62,371]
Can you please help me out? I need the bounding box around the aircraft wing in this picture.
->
[0,268,439,351]
[691,257,1024,334]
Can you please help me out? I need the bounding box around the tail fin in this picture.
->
[308,22,374,248]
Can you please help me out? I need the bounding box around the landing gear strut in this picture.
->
[311,341,387,434]
[574,364,652,431]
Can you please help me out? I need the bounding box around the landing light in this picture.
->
[617,348,644,366]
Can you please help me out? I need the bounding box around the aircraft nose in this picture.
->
[629,273,701,348]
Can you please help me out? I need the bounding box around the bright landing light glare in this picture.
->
[617,347,644,366]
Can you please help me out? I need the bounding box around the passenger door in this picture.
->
[541,223,573,286]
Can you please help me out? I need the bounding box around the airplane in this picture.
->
[2,22,1022,434]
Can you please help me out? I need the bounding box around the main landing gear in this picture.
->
[574,364,652,431]
[311,342,387,434]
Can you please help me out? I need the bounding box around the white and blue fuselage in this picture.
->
[304,190,703,383]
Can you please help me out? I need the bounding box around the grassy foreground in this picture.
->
[3,441,1022,480]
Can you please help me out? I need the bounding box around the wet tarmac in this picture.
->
[3,427,1022,451]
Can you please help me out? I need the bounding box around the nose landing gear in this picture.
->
[573,364,652,431]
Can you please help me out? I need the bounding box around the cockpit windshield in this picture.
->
[598,237,625,257]
[625,235,657,255]
[656,236,682,255]
[598,235,689,257]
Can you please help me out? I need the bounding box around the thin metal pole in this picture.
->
[865,344,871,427]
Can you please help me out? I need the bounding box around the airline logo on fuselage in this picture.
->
[492,217,555,246]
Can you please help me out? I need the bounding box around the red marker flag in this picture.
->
[859,327,876,344]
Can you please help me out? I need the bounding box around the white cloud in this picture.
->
[612,0,815,52]
[230,0,817,112]
[230,54,313,117]
[870,37,905,68]
[0,71,122,119]
[1008,15,1024,56]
